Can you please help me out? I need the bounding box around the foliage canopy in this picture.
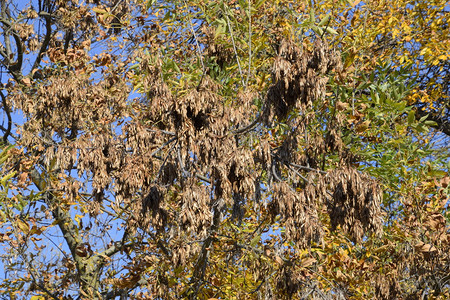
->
[0,0,448,299]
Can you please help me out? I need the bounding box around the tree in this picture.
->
[0,0,448,299]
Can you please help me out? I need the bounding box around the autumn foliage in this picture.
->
[0,0,448,299]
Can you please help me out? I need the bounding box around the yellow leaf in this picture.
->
[351,0,361,7]
[16,219,29,234]
[92,7,108,14]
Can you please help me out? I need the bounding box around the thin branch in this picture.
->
[416,107,450,137]
[272,162,282,182]
[150,137,177,157]
[41,231,70,259]
[26,260,60,300]
[0,13,24,80]
[195,173,211,183]
[244,0,251,89]
[285,162,333,200]
[249,278,265,294]
[31,11,53,73]
[146,128,176,136]
[224,11,245,87]
[0,91,11,143]
[0,124,17,139]
[156,137,177,180]
[183,0,205,72]
[233,114,261,135]
[188,200,222,297]
[98,228,129,259]
[286,161,327,175]
[232,96,267,135]
[235,242,292,265]
[177,143,188,179]
[145,229,172,258]
[15,235,60,300]
[0,1,12,59]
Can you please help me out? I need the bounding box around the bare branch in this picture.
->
[29,168,102,295]
[31,11,53,73]
[0,90,11,143]
[224,10,244,87]
[182,0,205,72]
[0,9,24,80]
[0,0,12,58]
[150,136,177,157]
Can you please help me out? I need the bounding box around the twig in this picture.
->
[27,264,60,300]
[156,137,177,180]
[177,143,188,179]
[0,91,11,143]
[31,10,52,73]
[224,10,245,87]
[195,173,211,183]
[0,13,24,80]
[150,137,177,157]
[233,114,261,135]
[245,0,252,89]
[285,162,333,200]
[249,279,265,294]
[232,97,267,135]
[13,229,60,300]
[272,162,282,182]
[99,228,129,259]
[183,0,205,72]
[146,128,176,136]
[286,161,327,175]
[235,242,292,265]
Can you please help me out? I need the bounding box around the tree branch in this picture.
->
[0,91,12,144]
[150,136,177,157]
[29,168,102,297]
[416,107,450,137]
[31,11,53,73]
[186,200,222,298]
[23,255,60,300]
[97,227,129,260]
[0,12,24,80]
[0,1,11,58]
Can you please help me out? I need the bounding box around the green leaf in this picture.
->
[312,25,323,36]
[309,8,316,23]
[215,23,226,38]
[255,0,265,9]
[325,27,338,35]
[250,234,261,247]
[419,114,429,123]
[146,0,156,9]
[1,171,16,186]
[407,110,415,125]
[424,120,438,127]
[318,14,330,26]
